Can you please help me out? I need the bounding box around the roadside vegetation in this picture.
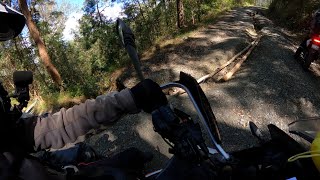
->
[268,0,320,32]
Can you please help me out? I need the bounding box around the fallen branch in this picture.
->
[220,35,262,82]
[197,36,261,84]
[168,35,263,96]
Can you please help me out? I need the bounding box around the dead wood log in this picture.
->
[197,36,261,84]
[220,35,262,82]
[168,35,262,96]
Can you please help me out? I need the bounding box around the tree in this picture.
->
[18,0,63,88]
[177,0,185,28]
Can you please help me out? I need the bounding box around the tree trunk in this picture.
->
[162,0,169,26]
[191,10,195,24]
[176,0,185,28]
[135,0,147,22]
[196,0,201,22]
[96,1,103,26]
[18,0,63,87]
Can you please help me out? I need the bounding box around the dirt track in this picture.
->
[85,7,320,171]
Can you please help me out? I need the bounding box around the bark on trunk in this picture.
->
[176,0,185,28]
[162,0,169,26]
[191,10,195,24]
[197,0,201,22]
[96,2,103,26]
[18,0,62,87]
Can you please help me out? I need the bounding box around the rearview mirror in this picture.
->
[116,19,125,47]
[116,19,136,48]
[116,19,144,81]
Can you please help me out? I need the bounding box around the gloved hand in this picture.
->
[130,79,167,113]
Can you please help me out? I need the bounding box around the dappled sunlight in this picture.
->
[119,8,255,85]
[297,97,319,117]
[134,114,172,158]
[89,6,320,169]
[85,112,170,170]
[85,130,119,156]
[160,91,260,152]
[123,37,250,84]
[199,24,320,151]
[104,130,118,142]
[309,63,320,78]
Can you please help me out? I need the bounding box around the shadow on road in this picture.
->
[87,7,320,169]
[85,103,266,170]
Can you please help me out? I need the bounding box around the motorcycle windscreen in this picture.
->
[176,72,222,144]
[288,117,320,143]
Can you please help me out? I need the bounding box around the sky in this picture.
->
[60,0,123,41]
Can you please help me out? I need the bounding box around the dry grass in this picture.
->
[34,92,86,114]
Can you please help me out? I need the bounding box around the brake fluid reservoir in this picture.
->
[311,132,320,172]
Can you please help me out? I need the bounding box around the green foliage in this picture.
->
[269,0,320,30]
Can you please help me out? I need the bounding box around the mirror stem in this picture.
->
[125,45,144,81]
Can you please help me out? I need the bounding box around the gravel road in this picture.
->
[85,7,320,171]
